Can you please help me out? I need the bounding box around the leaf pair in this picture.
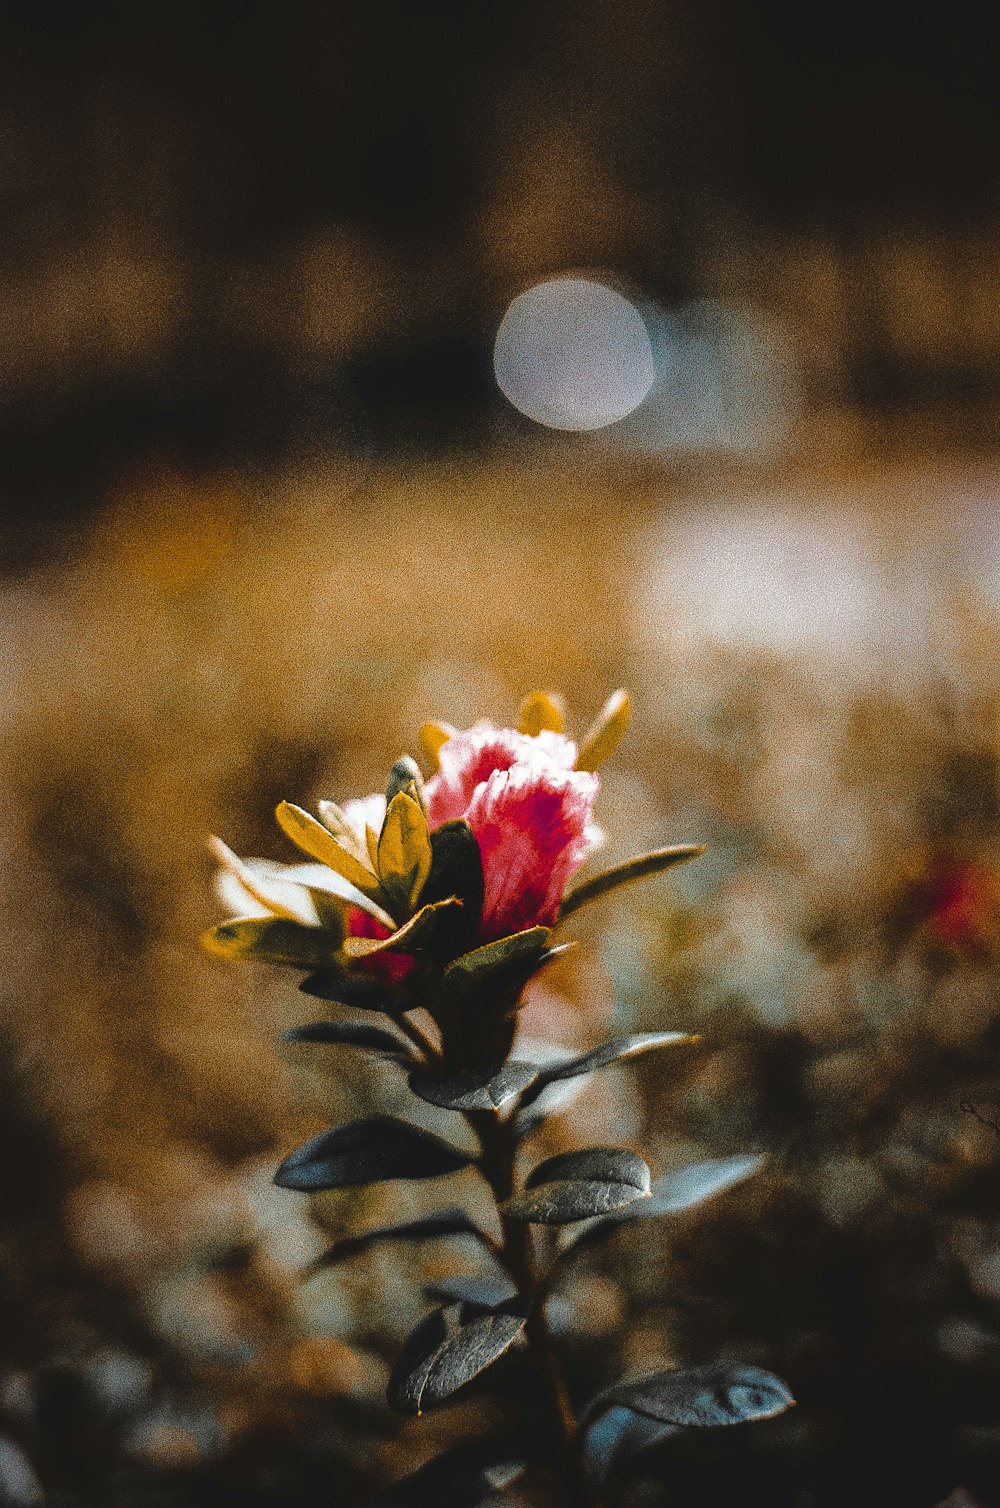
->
[278,786,431,925]
[503,1148,652,1225]
[561,1153,766,1261]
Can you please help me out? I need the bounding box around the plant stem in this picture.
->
[469,1109,602,1508]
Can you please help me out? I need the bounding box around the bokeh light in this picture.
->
[493,276,656,431]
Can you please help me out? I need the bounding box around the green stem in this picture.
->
[469,1109,602,1508]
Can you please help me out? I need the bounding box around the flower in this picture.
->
[425,722,599,939]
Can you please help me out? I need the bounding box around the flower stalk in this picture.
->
[203,689,793,1502]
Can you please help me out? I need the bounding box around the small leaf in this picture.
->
[342,898,461,958]
[201,917,334,968]
[370,1442,526,1508]
[419,721,456,770]
[387,1297,532,1415]
[377,791,433,914]
[387,755,428,816]
[410,1061,538,1112]
[521,1033,698,1105]
[276,801,381,898]
[310,1208,485,1271]
[503,1147,651,1224]
[298,972,412,1012]
[563,1154,766,1259]
[559,845,706,920]
[576,689,632,771]
[274,1116,473,1191]
[281,1019,410,1058]
[590,1363,794,1429]
[518,690,565,736]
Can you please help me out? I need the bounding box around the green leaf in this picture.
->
[559,845,706,919]
[387,1297,532,1415]
[298,972,412,1013]
[502,1147,651,1225]
[377,791,433,914]
[201,917,335,968]
[316,797,377,868]
[588,1364,794,1429]
[273,1116,474,1191]
[409,1061,538,1112]
[276,801,381,898]
[518,690,565,736]
[521,1032,698,1106]
[564,1155,765,1258]
[342,898,462,959]
[387,755,428,817]
[281,1019,410,1058]
[576,689,632,771]
[310,1208,486,1271]
[442,927,551,1003]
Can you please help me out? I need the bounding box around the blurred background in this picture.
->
[3,2,1000,1505]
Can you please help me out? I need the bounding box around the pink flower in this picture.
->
[425,723,599,939]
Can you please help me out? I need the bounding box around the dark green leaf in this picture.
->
[273,1116,473,1192]
[298,972,409,1013]
[310,1208,485,1271]
[409,1061,538,1112]
[564,1154,765,1258]
[559,846,706,919]
[443,928,551,997]
[589,1364,794,1429]
[387,1297,532,1415]
[370,1442,526,1507]
[420,820,485,954]
[502,1147,651,1225]
[280,1019,410,1058]
[387,755,428,816]
[520,1033,697,1106]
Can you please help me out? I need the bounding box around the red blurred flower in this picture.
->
[425,723,598,940]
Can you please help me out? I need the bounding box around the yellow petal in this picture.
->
[418,721,455,770]
[518,691,565,736]
[576,689,632,771]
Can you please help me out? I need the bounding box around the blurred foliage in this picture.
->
[1,462,1000,1505]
